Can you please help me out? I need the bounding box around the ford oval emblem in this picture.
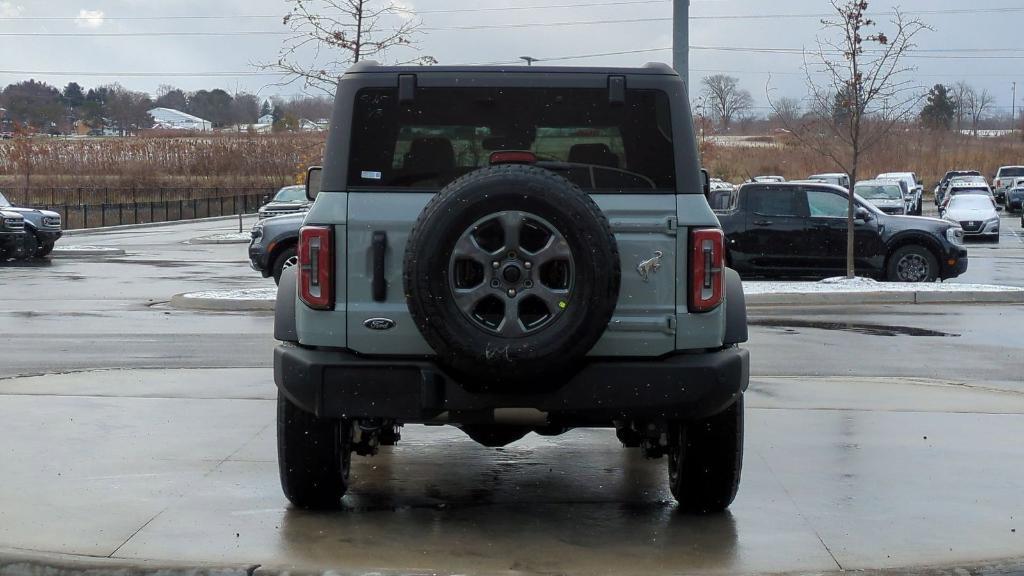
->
[363,318,396,331]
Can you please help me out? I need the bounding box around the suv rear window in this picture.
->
[998,167,1024,178]
[348,87,675,191]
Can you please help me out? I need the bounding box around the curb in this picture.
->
[63,214,255,236]
[746,290,1024,306]
[1,547,1022,576]
[169,293,274,312]
[50,247,126,257]
[0,547,255,576]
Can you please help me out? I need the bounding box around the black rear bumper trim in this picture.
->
[274,345,749,424]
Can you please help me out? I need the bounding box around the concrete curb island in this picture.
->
[746,289,1024,306]
[167,288,1024,312]
[2,546,1022,576]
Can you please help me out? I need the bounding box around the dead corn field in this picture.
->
[702,131,1024,191]
[0,132,326,192]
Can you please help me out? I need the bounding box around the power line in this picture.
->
[0,0,672,20]
[3,4,1024,21]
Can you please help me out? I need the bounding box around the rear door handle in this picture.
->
[753,219,773,226]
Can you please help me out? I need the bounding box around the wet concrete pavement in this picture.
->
[1,218,1024,574]
[2,369,1023,574]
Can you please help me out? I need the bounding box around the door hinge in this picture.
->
[665,315,677,334]
[666,217,678,234]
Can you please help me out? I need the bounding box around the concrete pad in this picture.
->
[1,369,1024,574]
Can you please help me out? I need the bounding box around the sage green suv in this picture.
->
[273,62,749,513]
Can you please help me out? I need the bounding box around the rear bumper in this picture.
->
[275,345,749,425]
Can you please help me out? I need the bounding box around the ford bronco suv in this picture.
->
[274,62,750,513]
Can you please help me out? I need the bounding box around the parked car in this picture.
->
[941,194,1001,243]
[0,210,26,260]
[272,62,749,513]
[0,191,62,259]
[936,175,987,208]
[708,178,737,210]
[939,181,995,213]
[1004,178,1024,213]
[807,173,851,189]
[248,212,303,284]
[716,182,967,282]
[877,172,923,215]
[854,179,906,215]
[257,185,312,220]
[992,166,1024,204]
[934,170,982,205]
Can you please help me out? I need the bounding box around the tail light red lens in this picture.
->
[298,225,333,310]
[689,228,725,312]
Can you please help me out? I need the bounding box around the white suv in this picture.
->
[877,172,924,215]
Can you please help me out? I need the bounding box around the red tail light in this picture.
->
[298,225,333,310]
[689,228,725,312]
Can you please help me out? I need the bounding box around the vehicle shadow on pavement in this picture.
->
[273,440,741,574]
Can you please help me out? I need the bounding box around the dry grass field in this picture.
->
[702,131,1024,192]
[0,132,326,193]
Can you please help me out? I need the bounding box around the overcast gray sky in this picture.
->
[0,0,1021,115]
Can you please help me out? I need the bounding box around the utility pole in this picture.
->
[520,56,538,66]
[673,0,690,92]
[1013,81,1017,133]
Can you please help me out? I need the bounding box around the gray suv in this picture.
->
[0,191,62,259]
[273,63,749,513]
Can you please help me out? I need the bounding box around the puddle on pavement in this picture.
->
[749,318,959,337]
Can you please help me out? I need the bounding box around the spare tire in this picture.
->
[404,164,620,388]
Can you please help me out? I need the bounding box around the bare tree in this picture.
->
[963,87,995,136]
[768,0,928,278]
[771,97,803,127]
[261,0,437,96]
[949,81,973,133]
[701,75,753,132]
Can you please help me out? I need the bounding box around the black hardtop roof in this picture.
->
[343,60,678,76]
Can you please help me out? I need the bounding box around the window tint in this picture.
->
[806,190,849,217]
[747,188,800,216]
[348,87,675,191]
[999,167,1024,178]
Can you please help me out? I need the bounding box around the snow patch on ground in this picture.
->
[744,277,1024,295]
[52,245,123,252]
[194,232,252,242]
[182,288,277,301]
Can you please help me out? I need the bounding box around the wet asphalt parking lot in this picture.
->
[1,214,1023,575]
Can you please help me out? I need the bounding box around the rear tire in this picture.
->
[277,391,352,509]
[886,245,938,282]
[668,396,744,514]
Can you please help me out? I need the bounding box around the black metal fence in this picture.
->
[1,187,277,230]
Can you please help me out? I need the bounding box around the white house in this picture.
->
[148,107,212,131]
[258,113,275,125]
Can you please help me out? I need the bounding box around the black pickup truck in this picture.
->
[716,182,968,282]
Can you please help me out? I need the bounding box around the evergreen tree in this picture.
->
[920,84,955,131]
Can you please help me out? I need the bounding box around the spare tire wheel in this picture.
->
[404,164,620,387]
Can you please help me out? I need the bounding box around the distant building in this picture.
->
[300,118,330,132]
[258,113,275,125]
[148,107,212,132]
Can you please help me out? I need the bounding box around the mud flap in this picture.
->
[723,267,748,345]
[275,266,298,342]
